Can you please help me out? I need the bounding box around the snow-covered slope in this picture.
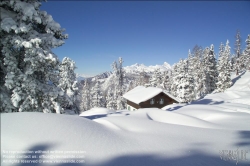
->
[2,72,250,166]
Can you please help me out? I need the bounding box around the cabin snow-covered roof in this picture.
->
[123,86,180,104]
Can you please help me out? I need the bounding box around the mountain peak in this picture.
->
[163,62,171,68]
[124,62,172,74]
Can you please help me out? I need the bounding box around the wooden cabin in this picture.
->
[123,86,180,111]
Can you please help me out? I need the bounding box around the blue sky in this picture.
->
[40,1,250,76]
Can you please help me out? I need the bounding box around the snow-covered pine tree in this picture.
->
[0,0,68,113]
[106,88,116,110]
[191,46,204,99]
[202,45,218,94]
[171,61,181,97]
[117,57,125,96]
[0,86,15,113]
[216,41,232,92]
[242,35,250,71]
[58,57,78,114]
[167,70,173,93]
[174,59,194,103]
[161,71,171,92]
[217,43,225,74]
[149,68,162,88]
[112,57,126,109]
[126,80,135,92]
[106,88,112,110]
[79,79,91,111]
[235,30,242,56]
[200,69,208,97]
[187,49,194,74]
[187,49,203,99]
[116,96,125,110]
[137,69,148,86]
[76,82,83,112]
[233,30,242,75]
[91,80,104,108]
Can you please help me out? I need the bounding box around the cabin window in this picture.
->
[150,99,155,105]
[128,106,130,111]
[160,98,164,105]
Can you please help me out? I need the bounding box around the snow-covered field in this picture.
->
[1,72,250,166]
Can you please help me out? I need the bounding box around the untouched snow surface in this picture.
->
[2,72,250,166]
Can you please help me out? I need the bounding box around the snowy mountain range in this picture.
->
[123,62,172,74]
[77,62,172,81]
[76,74,91,81]
[77,71,113,82]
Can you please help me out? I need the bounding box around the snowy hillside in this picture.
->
[2,72,250,166]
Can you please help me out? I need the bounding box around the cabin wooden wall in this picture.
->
[126,92,177,109]
[140,92,176,109]
[127,100,141,109]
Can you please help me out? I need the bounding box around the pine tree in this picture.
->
[202,45,217,94]
[171,61,181,97]
[116,96,125,110]
[0,0,68,113]
[235,30,242,58]
[126,80,135,92]
[191,46,203,99]
[106,88,116,110]
[243,35,250,71]
[138,69,148,86]
[91,80,104,108]
[216,41,232,92]
[112,57,125,109]
[217,42,225,71]
[174,59,194,103]
[79,79,91,112]
[167,70,173,94]
[187,49,194,74]
[161,71,171,92]
[118,57,125,96]
[149,68,162,88]
[233,30,242,75]
[58,57,78,113]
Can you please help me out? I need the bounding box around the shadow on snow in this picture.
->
[14,144,248,166]
[191,99,224,105]
[91,152,246,166]
[235,130,250,147]
[231,71,246,86]
[80,114,107,120]
[165,99,225,112]
[15,144,83,166]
